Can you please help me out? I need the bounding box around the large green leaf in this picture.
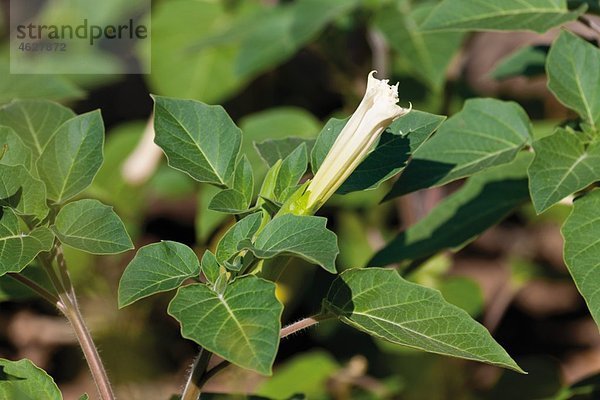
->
[528,129,600,213]
[235,0,359,76]
[562,190,600,326]
[546,31,600,130]
[153,96,242,187]
[338,111,446,194]
[216,212,263,264]
[490,45,548,80]
[119,241,201,308]
[241,214,338,273]
[371,153,532,266]
[0,358,61,400]
[310,117,348,174]
[325,268,523,372]
[168,276,283,375]
[143,0,253,103]
[375,3,464,91]
[0,99,76,157]
[0,164,48,220]
[36,111,104,204]
[0,127,33,169]
[421,0,583,33]
[385,99,531,200]
[0,208,54,276]
[52,199,133,255]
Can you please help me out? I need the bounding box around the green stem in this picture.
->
[180,347,213,400]
[6,273,59,305]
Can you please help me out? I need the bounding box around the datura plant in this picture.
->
[116,72,523,400]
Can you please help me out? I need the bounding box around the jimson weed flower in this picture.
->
[280,71,411,215]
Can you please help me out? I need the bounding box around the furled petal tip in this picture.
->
[366,71,411,123]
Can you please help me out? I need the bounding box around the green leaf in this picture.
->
[0,358,61,400]
[375,3,464,91]
[119,241,200,308]
[36,111,104,204]
[0,208,54,276]
[546,30,600,129]
[145,0,253,104]
[562,189,600,326]
[53,199,133,255]
[421,0,584,33]
[236,0,359,76]
[491,45,549,80]
[274,144,308,202]
[324,268,523,372]
[233,155,254,206]
[528,129,600,213]
[0,126,33,169]
[153,96,242,187]
[78,394,89,400]
[201,250,220,285]
[372,153,532,266]
[168,276,283,375]
[242,214,338,273]
[0,164,49,220]
[0,99,76,157]
[255,352,339,399]
[216,212,263,264]
[385,99,531,200]
[255,137,316,168]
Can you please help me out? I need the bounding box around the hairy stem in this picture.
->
[180,348,213,400]
[38,248,115,400]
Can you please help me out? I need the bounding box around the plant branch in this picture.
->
[37,248,115,400]
[6,273,59,305]
[180,347,213,400]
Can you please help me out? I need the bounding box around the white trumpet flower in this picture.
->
[282,71,410,215]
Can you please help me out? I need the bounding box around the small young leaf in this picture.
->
[562,189,600,326]
[119,241,201,308]
[168,276,283,375]
[241,214,338,273]
[274,144,308,202]
[0,208,54,276]
[528,129,600,213]
[216,212,263,264]
[255,137,315,167]
[153,96,242,187]
[311,118,348,174]
[53,199,133,255]
[421,0,583,33]
[385,99,531,200]
[0,127,33,169]
[546,30,600,129]
[325,268,523,372]
[233,155,254,206]
[0,358,61,400]
[201,250,220,285]
[0,164,49,220]
[36,111,104,204]
[372,153,532,266]
[0,99,75,157]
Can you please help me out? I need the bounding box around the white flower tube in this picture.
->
[285,71,410,214]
